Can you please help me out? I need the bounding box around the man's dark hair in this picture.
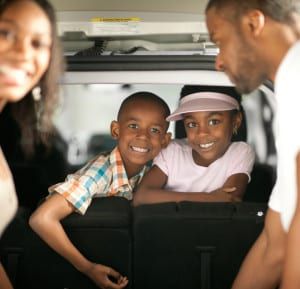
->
[206,0,300,24]
[117,91,170,127]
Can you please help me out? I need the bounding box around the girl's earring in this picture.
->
[32,86,42,130]
[233,126,238,135]
[32,86,41,101]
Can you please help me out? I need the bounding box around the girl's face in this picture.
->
[183,110,241,167]
[0,0,52,106]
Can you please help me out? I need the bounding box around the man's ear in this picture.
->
[110,120,120,139]
[242,9,265,37]
[162,132,172,148]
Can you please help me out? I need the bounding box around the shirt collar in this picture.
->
[109,146,147,192]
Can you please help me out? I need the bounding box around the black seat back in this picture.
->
[133,202,267,289]
[2,200,267,289]
[1,198,132,289]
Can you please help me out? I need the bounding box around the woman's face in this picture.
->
[0,0,52,104]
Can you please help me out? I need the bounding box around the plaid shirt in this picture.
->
[49,147,147,215]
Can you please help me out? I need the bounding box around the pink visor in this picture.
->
[166,92,240,121]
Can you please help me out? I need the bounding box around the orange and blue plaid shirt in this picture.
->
[49,147,147,215]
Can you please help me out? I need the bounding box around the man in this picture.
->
[205,1,300,288]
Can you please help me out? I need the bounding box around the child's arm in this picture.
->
[133,166,248,206]
[209,172,249,201]
[29,193,128,289]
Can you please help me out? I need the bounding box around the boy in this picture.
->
[29,91,171,289]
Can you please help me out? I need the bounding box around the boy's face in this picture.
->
[183,110,241,167]
[111,99,170,177]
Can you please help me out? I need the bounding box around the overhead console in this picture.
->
[56,11,218,56]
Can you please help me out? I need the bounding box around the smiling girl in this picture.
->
[134,86,255,205]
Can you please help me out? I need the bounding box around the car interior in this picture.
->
[0,1,277,288]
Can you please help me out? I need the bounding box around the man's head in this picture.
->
[111,91,171,177]
[206,0,300,25]
[205,0,300,93]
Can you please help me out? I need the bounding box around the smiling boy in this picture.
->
[29,91,171,289]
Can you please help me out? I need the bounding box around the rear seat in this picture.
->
[1,198,267,289]
[0,87,273,289]
[134,201,266,289]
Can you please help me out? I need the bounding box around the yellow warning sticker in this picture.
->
[91,17,141,22]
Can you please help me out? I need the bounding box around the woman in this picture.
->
[0,0,63,288]
[0,1,128,289]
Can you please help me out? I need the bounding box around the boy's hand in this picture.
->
[85,263,128,289]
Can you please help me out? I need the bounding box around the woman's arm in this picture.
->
[0,263,13,289]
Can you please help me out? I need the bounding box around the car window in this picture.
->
[55,83,181,167]
[55,82,276,172]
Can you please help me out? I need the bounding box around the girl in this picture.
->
[134,87,255,205]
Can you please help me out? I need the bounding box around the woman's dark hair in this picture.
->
[0,0,65,156]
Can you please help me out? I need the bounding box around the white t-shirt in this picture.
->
[0,148,18,237]
[268,41,300,231]
[153,139,255,193]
